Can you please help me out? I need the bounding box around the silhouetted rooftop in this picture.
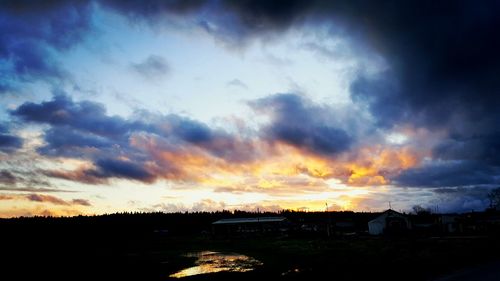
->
[212,217,287,225]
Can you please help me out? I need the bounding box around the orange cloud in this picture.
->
[135,135,427,192]
[42,131,428,198]
[0,193,91,206]
[0,206,88,218]
[42,162,107,184]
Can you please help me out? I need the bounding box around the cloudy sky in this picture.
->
[1,0,499,217]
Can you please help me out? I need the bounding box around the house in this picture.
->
[368,209,410,235]
[212,216,288,236]
[411,213,440,235]
[440,215,459,233]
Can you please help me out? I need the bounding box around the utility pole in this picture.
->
[326,202,331,237]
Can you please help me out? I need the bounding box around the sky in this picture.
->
[1,0,500,217]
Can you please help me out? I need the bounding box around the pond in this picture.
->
[169,251,263,278]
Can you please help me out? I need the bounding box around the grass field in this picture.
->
[117,235,500,280]
[2,215,499,280]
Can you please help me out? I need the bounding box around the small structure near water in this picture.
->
[368,209,410,235]
[212,216,288,236]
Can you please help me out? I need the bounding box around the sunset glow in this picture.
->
[1,1,499,217]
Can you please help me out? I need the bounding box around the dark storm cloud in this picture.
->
[3,0,500,193]
[7,42,68,82]
[394,161,500,188]
[95,158,154,182]
[100,1,500,140]
[131,55,170,79]
[43,157,154,184]
[0,134,23,152]
[0,123,23,152]
[5,0,499,135]
[179,0,499,132]
[197,0,500,131]
[1,0,91,49]
[345,1,500,128]
[100,0,206,20]
[100,0,320,46]
[37,127,112,158]
[12,93,247,162]
[431,186,495,213]
[11,93,255,183]
[165,115,214,144]
[101,0,309,28]
[433,133,500,166]
[327,1,500,189]
[41,158,155,184]
[153,0,500,189]
[0,170,17,185]
[220,0,312,27]
[12,93,146,138]
[250,93,352,155]
[0,0,93,93]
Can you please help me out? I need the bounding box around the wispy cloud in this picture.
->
[130,55,171,79]
[0,193,91,206]
[226,79,248,89]
[0,187,75,193]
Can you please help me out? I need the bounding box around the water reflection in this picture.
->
[169,251,263,278]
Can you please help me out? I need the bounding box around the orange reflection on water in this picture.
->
[169,251,263,278]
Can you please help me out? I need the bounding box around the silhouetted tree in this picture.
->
[488,187,500,210]
[412,205,431,215]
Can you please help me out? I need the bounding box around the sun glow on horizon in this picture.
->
[1,1,491,217]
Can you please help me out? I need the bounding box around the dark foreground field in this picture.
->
[2,214,500,280]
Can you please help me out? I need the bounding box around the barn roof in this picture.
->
[369,209,407,224]
[212,216,287,225]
